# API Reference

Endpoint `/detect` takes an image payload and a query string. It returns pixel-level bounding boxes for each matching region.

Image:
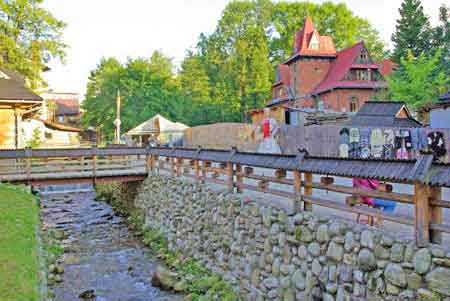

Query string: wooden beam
[226,162,234,192]
[303,172,313,211]
[293,170,302,212]
[430,186,442,244]
[414,183,431,247]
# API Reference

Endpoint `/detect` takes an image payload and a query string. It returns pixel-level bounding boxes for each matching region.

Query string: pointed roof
[0,67,42,102]
[348,101,422,127]
[286,16,336,63]
[126,114,188,136]
[378,59,397,77]
[313,42,387,95]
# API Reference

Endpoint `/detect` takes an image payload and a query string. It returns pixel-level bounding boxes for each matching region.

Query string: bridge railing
[1,146,450,246]
[0,147,149,182]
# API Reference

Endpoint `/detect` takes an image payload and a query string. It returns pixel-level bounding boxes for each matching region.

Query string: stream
[38,184,179,301]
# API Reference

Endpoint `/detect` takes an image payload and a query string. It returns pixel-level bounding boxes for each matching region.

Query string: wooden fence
[1,146,450,247]
[146,147,450,247]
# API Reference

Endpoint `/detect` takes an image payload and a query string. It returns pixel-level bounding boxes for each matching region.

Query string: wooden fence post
[92,147,97,185]
[235,164,242,193]
[293,170,302,212]
[146,153,151,174]
[226,162,234,192]
[430,186,442,244]
[25,148,31,182]
[176,158,183,177]
[170,157,175,177]
[201,160,206,183]
[303,172,313,211]
[414,183,431,246]
[194,160,200,182]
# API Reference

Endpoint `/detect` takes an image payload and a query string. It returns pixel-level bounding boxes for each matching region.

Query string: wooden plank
[237,172,294,185]
[429,223,450,234]
[303,195,414,226]
[430,187,442,244]
[226,162,234,192]
[303,172,313,211]
[194,160,199,181]
[308,182,413,204]
[236,164,242,193]
[293,170,301,212]
[414,183,431,247]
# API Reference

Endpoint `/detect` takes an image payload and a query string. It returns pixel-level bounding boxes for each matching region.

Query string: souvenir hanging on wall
[339,128,350,158]
[383,129,395,159]
[427,131,446,159]
[370,128,384,158]
[349,128,360,158]
[359,128,371,159]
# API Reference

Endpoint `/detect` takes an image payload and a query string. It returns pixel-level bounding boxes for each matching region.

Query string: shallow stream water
[38,185,178,301]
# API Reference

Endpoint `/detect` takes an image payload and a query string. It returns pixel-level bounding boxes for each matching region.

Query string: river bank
[0,184,41,301]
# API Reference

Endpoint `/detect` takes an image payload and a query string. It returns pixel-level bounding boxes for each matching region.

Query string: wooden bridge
[1,146,450,247]
[0,147,149,186]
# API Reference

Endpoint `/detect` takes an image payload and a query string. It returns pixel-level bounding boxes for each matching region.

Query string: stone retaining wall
[133,174,450,301]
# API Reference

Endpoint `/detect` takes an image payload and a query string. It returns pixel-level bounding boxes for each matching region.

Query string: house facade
[41,92,81,126]
[248,17,389,125]
[0,67,43,149]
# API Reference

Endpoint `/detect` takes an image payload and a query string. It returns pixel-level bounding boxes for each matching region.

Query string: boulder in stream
[151,264,177,291]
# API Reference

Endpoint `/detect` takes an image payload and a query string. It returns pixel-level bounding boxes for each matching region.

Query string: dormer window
[359,49,369,62]
[309,33,319,50]
[356,69,370,81]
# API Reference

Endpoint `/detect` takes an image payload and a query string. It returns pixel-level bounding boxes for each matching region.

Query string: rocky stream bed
[38,186,180,301]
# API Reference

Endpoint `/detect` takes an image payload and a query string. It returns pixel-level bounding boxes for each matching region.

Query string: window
[278,88,283,98]
[360,50,369,62]
[69,116,76,123]
[57,116,65,123]
[45,132,52,139]
[309,34,319,50]
[350,96,358,112]
[356,70,370,81]
[317,100,324,111]
[285,110,291,125]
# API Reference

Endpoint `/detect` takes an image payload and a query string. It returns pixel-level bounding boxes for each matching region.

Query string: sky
[42,0,445,98]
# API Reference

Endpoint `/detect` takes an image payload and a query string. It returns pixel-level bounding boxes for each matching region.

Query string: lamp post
[113,89,121,144]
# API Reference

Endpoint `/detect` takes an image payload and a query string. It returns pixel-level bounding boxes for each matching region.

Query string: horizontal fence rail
[1,146,450,247]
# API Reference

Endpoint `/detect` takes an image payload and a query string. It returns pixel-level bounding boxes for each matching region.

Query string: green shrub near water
[0,184,40,301]
[129,213,238,301]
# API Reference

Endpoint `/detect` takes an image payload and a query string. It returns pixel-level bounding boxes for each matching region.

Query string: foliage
[129,214,238,300]
[81,53,186,141]
[391,0,432,64]
[26,127,43,148]
[430,5,450,77]
[387,50,449,109]
[180,0,387,124]
[0,183,40,301]
[0,0,67,88]
[82,1,387,129]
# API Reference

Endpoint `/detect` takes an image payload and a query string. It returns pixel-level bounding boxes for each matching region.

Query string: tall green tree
[431,5,450,76]
[0,0,67,88]
[391,0,432,64]
[81,52,184,141]
[387,50,449,109]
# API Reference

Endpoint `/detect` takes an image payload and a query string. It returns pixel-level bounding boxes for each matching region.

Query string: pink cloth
[396,147,409,160]
[352,178,380,206]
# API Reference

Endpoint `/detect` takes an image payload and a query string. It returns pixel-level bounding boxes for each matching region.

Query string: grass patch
[129,213,238,301]
[0,184,40,301]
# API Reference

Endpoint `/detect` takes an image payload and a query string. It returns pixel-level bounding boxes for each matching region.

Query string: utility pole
[113,89,121,144]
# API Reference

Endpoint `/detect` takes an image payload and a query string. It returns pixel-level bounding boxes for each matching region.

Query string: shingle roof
[313,42,387,95]
[0,67,42,102]
[55,99,80,116]
[348,101,422,127]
